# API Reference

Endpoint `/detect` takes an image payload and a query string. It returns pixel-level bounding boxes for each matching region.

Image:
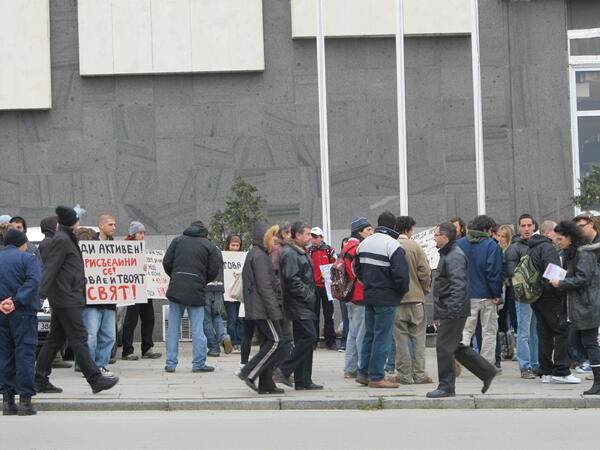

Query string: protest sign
[80,240,146,306]
[222,251,247,301]
[146,249,169,299]
[320,263,334,301]
[411,228,439,270]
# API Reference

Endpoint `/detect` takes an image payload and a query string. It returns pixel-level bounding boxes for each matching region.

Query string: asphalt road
[1,409,594,449]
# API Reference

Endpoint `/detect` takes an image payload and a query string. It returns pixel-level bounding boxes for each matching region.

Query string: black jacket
[39,225,86,309]
[528,234,562,304]
[505,236,529,280]
[557,242,600,331]
[205,248,225,293]
[39,217,57,264]
[163,225,221,307]
[242,223,283,321]
[433,242,470,320]
[280,240,317,321]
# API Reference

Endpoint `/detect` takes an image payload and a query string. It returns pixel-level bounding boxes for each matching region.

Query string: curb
[34,395,600,412]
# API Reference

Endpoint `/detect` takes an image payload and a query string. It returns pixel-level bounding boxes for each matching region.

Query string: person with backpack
[528,221,575,383]
[338,218,372,378]
[550,220,599,391]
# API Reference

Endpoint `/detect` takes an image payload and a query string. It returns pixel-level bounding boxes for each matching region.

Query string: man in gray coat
[426,222,497,398]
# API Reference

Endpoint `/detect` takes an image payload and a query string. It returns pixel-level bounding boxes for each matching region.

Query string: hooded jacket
[397,234,431,303]
[557,242,600,331]
[242,223,283,321]
[0,245,42,315]
[205,247,225,293]
[456,230,503,300]
[528,234,562,303]
[280,239,317,320]
[39,216,58,264]
[163,224,221,307]
[505,235,529,279]
[341,238,363,303]
[433,242,470,320]
[307,242,336,287]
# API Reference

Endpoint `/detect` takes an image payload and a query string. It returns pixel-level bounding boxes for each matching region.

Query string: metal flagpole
[316,0,331,243]
[471,0,486,214]
[396,0,408,216]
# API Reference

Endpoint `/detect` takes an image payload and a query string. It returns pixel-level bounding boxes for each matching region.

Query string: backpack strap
[341,242,359,261]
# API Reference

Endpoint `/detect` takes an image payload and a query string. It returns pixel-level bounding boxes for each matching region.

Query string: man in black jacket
[427,222,497,398]
[163,221,221,373]
[35,206,119,394]
[274,222,322,390]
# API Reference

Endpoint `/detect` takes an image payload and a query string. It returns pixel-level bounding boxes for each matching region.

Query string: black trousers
[0,313,37,396]
[314,286,336,346]
[436,318,497,393]
[241,319,257,365]
[273,318,293,370]
[240,320,282,390]
[122,301,155,357]
[280,319,316,387]
[35,307,102,385]
[570,327,600,367]
[533,301,571,376]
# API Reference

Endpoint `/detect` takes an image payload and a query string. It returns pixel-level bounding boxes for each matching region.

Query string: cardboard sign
[222,251,247,302]
[146,249,169,299]
[320,263,335,302]
[411,228,440,270]
[80,240,147,305]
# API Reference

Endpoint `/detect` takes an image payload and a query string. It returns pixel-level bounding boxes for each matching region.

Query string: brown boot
[414,377,434,384]
[455,361,462,377]
[355,375,369,386]
[368,379,399,388]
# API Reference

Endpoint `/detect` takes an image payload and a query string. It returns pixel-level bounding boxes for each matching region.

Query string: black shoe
[141,351,161,359]
[108,358,117,365]
[259,387,285,394]
[192,366,215,373]
[482,372,497,394]
[2,393,17,416]
[326,344,338,351]
[207,351,220,357]
[91,376,119,394]
[35,380,63,394]
[165,366,176,373]
[426,389,455,398]
[273,368,293,387]
[295,383,323,390]
[237,373,258,392]
[18,396,36,416]
[122,354,139,361]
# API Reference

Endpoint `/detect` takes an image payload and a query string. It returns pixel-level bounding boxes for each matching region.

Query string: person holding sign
[121,222,161,361]
[163,220,221,373]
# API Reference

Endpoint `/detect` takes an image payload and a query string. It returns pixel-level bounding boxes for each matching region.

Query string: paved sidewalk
[35,344,600,411]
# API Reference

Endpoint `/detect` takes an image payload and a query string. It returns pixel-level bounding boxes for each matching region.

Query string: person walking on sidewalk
[550,221,598,391]
[163,220,221,373]
[307,227,337,350]
[237,223,284,394]
[427,222,497,398]
[35,206,119,395]
[0,229,42,416]
[121,221,161,361]
[274,222,322,390]
[224,235,244,354]
[353,211,409,389]
[390,216,432,385]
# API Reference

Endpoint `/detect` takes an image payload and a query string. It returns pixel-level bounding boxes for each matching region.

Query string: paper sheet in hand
[543,263,567,281]
[320,264,334,301]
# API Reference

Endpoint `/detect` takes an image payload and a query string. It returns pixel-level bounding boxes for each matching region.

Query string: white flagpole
[316,0,331,243]
[471,0,486,214]
[396,0,408,216]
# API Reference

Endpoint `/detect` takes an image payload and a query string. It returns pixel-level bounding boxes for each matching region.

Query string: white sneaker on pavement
[541,375,553,383]
[551,374,581,384]
[100,367,115,377]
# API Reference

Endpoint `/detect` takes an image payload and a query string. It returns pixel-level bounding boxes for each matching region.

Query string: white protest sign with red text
[145,249,169,300]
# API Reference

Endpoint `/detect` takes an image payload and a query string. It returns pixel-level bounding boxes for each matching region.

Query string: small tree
[573,165,600,211]
[209,177,265,250]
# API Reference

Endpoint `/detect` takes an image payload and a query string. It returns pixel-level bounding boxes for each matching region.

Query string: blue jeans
[385,336,396,371]
[225,301,244,346]
[516,301,539,370]
[166,301,207,370]
[339,300,349,348]
[344,303,366,373]
[204,292,228,353]
[358,305,397,382]
[82,308,116,368]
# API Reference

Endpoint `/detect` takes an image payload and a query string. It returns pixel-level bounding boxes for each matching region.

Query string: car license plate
[38,321,51,332]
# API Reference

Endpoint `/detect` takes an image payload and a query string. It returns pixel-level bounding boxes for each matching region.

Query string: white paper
[320,263,335,302]
[543,263,567,281]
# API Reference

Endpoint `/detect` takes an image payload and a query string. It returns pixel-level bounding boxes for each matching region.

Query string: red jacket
[342,239,363,303]
[307,243,336,287]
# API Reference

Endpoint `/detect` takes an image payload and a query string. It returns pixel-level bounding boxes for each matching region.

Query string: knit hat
[0,215,11,224]
[4,229,27,248]
[56,205,79,227]
[129,221,145,236]
[351,217,372,234]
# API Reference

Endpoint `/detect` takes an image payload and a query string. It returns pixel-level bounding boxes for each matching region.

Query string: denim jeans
[385,337,396,371]
[166,301,207,370]
[339,300,349,348]
[225,301,244,346]
[204,291,228,353]
[82,307,116,368]
[358,305,397,382]
[515,301,539,370]
[344,303,366,373]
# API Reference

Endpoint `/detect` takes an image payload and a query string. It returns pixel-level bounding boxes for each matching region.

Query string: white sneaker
[541,375,553,383]
[234,364,245,377]
[100,367,114,377]
[551,374,581,384]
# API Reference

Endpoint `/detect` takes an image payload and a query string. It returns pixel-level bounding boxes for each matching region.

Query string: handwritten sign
[222,251,247,302]
[320,263,334,301]
[80,240,146,305]
[411,228,440,270]
[146,249,169,299]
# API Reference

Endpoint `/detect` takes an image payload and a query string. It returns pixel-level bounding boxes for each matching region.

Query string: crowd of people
[1,205,600,415]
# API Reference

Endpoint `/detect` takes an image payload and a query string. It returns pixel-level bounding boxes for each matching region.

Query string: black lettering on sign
[224,262,242,270]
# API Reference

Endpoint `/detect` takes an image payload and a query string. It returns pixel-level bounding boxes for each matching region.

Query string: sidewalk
[35,343,600,411]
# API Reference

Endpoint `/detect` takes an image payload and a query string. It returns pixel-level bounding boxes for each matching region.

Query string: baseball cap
[310,227,324,237]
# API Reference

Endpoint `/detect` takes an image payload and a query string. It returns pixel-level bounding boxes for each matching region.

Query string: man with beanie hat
[35,206,119,394]
[121,221,161,360]
[0,229,42,415]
